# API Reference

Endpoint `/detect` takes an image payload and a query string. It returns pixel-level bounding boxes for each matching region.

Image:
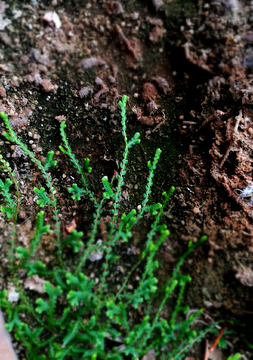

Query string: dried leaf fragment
[65,219,77,233]
[235,263,253,287]
[24,275,46,293]
[42,11,61,29]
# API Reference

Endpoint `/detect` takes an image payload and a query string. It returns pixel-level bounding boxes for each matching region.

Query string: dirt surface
[1,0,253,358]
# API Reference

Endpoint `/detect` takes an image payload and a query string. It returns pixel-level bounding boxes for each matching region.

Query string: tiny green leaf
[34,187,52,207]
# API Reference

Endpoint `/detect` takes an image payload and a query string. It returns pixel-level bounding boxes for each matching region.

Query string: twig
[208,326,226,354]
[115,24,139,61]
[204,339,209,360]
[196,110,225,132]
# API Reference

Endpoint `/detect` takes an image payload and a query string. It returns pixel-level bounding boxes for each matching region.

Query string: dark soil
[1,0,253,359]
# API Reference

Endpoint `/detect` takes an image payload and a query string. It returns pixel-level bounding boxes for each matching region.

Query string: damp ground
[0,0,253,359]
